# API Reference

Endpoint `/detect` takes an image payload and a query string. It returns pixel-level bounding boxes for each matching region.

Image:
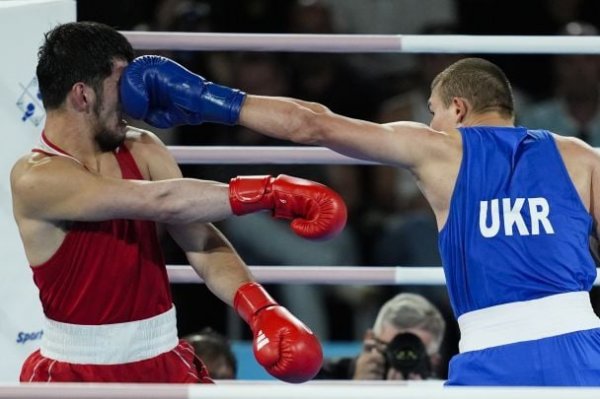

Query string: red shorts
[20,340,213,383]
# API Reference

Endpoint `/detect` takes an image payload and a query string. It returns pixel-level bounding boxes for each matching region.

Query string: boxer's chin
[94,124,126,152]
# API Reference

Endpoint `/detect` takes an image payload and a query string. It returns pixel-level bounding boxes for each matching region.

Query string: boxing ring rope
[122,31,600,54]
[168,265,446,285]
[4,381,600,399]
[169,146,377,165]
[167,265,600,286]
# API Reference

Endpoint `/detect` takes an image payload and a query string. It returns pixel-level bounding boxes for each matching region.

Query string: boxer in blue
[120,56,600,385]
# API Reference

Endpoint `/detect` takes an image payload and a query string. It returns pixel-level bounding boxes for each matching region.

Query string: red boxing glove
[234,282,323,383]
[229,174,347,240]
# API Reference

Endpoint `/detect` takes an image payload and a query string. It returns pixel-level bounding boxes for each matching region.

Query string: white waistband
[458,291,600,353]
[41,306,179,365]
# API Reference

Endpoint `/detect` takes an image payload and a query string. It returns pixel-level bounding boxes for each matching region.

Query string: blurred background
[78,0,600,379]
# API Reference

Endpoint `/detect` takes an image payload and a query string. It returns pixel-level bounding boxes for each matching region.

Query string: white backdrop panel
[0,0,75,381]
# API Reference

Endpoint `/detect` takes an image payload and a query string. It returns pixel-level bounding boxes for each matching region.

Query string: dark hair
[37,21,134,109]
[431,58,514,118]
[184,328,237,378]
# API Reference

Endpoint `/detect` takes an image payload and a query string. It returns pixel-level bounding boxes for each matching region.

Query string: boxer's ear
[451,96,469,125]
[69,82,94,113]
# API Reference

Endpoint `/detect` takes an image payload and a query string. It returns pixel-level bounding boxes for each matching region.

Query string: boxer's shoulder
[124,126,169,155]
[123,126,178,180]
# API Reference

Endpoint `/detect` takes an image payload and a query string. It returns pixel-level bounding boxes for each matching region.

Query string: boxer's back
[439,126,597,317]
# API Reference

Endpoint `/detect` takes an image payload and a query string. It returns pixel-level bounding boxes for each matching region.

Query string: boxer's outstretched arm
[10,158,233,225]
[119,55,452,173]
[239,95,448,171]
[12,129,346,237]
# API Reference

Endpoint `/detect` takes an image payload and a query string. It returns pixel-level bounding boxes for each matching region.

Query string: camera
[383,332,431,379]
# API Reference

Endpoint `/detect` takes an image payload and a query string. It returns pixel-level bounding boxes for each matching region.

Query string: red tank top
[31,135,172,324]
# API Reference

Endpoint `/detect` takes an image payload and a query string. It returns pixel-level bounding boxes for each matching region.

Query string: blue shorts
[446,328,600,386]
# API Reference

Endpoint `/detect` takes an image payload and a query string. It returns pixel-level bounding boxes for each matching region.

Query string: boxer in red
[11,21,346,384]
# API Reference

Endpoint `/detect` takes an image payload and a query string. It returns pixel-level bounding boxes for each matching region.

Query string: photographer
[317,293,446,380]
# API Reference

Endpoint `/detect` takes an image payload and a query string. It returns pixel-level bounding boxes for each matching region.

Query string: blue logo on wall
[16,77,45,126]
[16,330,43,344]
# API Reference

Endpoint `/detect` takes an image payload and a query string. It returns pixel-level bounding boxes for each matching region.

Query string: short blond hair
[431,57,515,118]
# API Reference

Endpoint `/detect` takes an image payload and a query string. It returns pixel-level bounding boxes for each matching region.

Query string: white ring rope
[5,381,600,399]
[168,146,377,165]
[167,265,600,286]
[167,265,444,285]
[122,31,600,54]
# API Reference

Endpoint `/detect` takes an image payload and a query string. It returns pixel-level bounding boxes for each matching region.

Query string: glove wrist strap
[229,175,274,215]
[234,282,278,324]
[202,83,246,125]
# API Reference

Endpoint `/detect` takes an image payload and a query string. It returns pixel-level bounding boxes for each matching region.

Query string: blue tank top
[439,126,596,317]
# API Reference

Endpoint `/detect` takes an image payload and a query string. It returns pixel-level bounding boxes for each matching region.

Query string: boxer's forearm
[196,250,253,307]
[168,222,253,307]
[239,95,331,145]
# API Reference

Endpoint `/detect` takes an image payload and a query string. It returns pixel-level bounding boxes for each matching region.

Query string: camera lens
[384,332,431,379]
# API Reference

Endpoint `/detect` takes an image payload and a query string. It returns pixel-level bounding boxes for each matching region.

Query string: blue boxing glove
[120,55,246,128]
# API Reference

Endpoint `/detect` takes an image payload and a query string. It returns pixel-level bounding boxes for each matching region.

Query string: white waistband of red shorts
[458,291,600,353]
[41,306,178,365]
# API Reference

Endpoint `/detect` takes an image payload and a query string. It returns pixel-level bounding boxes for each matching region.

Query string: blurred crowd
[79,0,600,379]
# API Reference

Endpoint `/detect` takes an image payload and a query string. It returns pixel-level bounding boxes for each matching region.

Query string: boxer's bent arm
[136,128,254,305]
[10,158,232,224]
[238,95,451,172]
